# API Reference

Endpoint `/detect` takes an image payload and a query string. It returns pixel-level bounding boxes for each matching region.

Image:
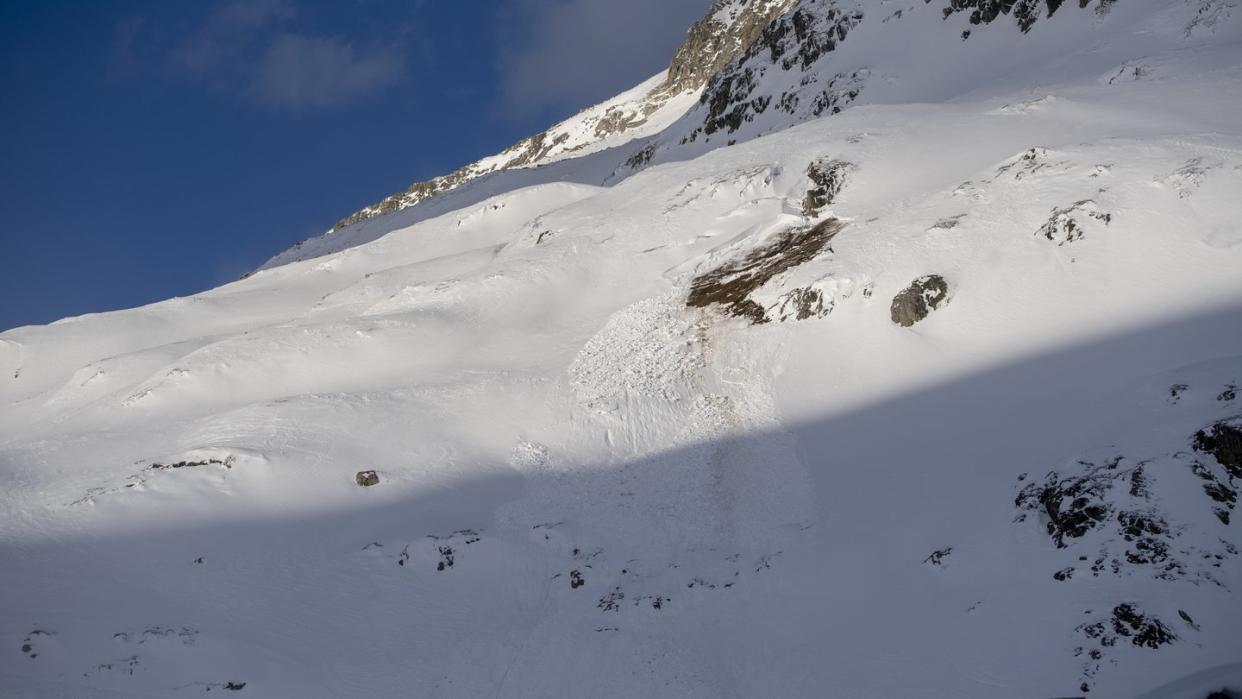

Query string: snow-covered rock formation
[4,1,1242,697]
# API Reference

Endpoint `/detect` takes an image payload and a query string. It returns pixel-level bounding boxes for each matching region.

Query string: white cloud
[163,0,403,110]
[254,34,403,109]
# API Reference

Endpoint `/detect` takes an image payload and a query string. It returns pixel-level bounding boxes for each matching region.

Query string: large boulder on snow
[890,275,950,327]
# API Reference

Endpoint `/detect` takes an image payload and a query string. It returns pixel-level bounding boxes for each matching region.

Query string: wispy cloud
[116,0,405,110]
[253,34,402,109]
[496,0,711,121]
[169,0,296,81]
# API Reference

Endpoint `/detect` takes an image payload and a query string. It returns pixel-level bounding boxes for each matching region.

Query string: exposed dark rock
[1129,465,1151,498]
[1169,383,1189,404]
[624,143,656,171]
[687,218,846,323]
[1117,511,1177,570]
[688,7,865,142]
[768,286,830,322]
[1016,465,1115,547]
[1203,480,1237,508]
[802,158,853,217]
[435,545,455,571]
[890,275,950,327]
[1036,200,1112,245]
[1190,450,1238,524]
[355,470,380,487]
[1220,383,1238,402]
[666,0,798,95]
[942,0,1105,33]
[923,547,952,566]
[929,214,967,230]
[570,569,585,589]
[1015,454,1206,582]
[598,588,625,612]
[1078,603,1176,650]
[21,629,53,658]
[995,146,1067,180]
[152,458,232,471]
[1193,418,1242,477]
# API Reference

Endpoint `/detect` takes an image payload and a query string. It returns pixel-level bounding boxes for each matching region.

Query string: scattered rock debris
[1036,199,1112,245]
[152,457,233,471]
[598,588,625,612]
[1076,603,1176,692]
[1169,383,1189,404]
[929,214,967,230]
[20,630,52,659]
[354,470,380,487]
[1079,603,1177,650]
[196,681,247,692]
[87,655,140,677]
[1016,458,1122,547]
[436,546,455,572]
[113,626,198,646]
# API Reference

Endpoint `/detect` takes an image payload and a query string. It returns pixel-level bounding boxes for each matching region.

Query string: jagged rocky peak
[328,0,794,234]
[669,0,1119,149]
[664,0,799,94]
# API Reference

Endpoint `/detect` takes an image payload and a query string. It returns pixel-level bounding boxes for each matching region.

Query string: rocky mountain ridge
[268,0,1234,272]
[327,0,795,233]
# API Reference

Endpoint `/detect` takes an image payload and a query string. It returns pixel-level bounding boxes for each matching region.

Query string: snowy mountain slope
[4,2,1242,698]
[306,0,796,240]
[265,0,1240,272]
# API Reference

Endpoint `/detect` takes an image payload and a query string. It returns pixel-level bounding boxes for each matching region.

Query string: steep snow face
[5,3,1242,698]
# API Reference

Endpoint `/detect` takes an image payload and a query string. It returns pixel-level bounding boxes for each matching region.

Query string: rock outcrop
[801,158,853,217]
[890,275,949,327]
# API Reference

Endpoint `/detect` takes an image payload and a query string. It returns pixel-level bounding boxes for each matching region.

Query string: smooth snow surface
[4,2,1242,697]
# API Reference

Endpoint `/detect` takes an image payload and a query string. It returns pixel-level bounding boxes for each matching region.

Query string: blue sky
[0,0,708,331]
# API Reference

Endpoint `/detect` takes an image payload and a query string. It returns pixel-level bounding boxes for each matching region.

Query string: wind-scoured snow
[3,1,1242,697]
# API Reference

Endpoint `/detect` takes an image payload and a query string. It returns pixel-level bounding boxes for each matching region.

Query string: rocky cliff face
[664,0,797,94]
[656,0,1118,153]
[329,0,796,233]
